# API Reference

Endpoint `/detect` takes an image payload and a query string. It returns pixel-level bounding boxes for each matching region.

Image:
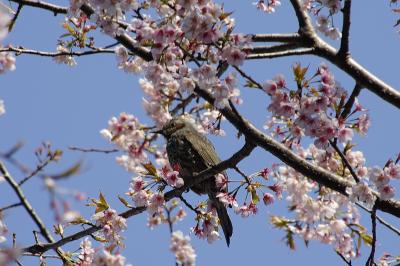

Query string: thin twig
[329,140,360,183]
[340,83,362,119]
[366,204,377,266]
[0,202,22,212]
[0,161,68,262]
[0,46,116,57]
[68,146,119,154]
[336,251,352,266]
[179,196,202,215]
[18,156,53,186]
[8,4,23,32]
[232,66,263,90]
[356,202,400,236]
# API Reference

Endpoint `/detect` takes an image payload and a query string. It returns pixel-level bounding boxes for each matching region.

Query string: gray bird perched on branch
[154,117,233,246]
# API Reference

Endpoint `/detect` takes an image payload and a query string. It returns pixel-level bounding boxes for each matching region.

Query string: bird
[154,116,233,246]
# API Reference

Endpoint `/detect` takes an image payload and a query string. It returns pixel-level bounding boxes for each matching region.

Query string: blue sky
[1,1,400,265]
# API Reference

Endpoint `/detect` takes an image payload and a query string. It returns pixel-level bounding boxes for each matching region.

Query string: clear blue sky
[1,1,400,265]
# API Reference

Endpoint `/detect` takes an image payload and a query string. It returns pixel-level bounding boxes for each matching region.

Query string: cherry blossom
[0,10,10,42]
[92,208,127,248]
[91,250,129,266]
[170,231,196,266]
[77,238,95,266]
[53,45,77,66]
[0,219,7,243]
[0,51,16,74]
[0,99,5,116]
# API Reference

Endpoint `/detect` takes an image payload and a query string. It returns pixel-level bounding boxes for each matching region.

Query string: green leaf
[251,190,259,204]
[360,232,373,246]
[142,162,158,176]
[118,195,132,208]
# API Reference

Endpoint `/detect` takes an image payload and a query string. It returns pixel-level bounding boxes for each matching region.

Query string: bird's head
[152,117,192,138]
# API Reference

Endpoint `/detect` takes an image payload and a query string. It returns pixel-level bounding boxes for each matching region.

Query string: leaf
[293,63,308,84]
[69,216,89,225]
[270,215,289,228]
[219,11,233,20]
[92,192,109,213]
[51,161,82,180]
[142,162,157,176]
[52,149,63,161]
[54,224,64,237]
[360,233,373,246]
[250,190,259,204]
[244,80,259,88]
[118,195,132,208]
[286,230,296,250]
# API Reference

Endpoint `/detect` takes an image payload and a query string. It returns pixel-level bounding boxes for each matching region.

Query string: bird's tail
[210,194,233,246]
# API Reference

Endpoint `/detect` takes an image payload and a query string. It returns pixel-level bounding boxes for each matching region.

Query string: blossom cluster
[0,9,16,75]
[0,218,7,243]
[0,99,5,116]
[270,145,363,258]
[264,63,369,149]
[253,0,281,13]
[192,202,222,243]
[170,231,196,266]
[304,0,342,39]
[76,238,130,266]
[92,208,127,248]
[101,112,149,174]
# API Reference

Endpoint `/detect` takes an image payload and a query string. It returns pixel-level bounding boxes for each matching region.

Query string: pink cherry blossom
[170,231,196,266]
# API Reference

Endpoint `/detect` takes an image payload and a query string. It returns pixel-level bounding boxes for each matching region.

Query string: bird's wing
[183,131,221,167]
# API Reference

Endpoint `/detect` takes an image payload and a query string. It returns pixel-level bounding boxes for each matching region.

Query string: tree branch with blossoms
[2,0,400,265]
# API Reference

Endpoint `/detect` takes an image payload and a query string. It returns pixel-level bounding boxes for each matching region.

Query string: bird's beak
[150,129,163,135]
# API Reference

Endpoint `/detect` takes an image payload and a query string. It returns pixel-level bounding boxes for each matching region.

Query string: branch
[338,0,352,58]
[356,203,400,236]
[12,0,400,108]
[9,0,67,15]
[251,33,301,43]
[245,48,315,60]
[288,0,316,41]
[366,204,377,266]
[0,161,68,262]
[246,43,304,55]
[0,46,116,57]
[0,202,22,212]
[67,6,400,221]
[68,146,119,154]
[329,140,360,183]
[8,4,23,32]
[192,86,400,219]
[23,141,256,254]
[288,0,400,109]
[340,83,362,119]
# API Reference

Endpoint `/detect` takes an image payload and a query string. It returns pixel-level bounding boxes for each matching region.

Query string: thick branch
[338,0,352,57]
[192,86,400,219]
[288,0,400,108]
[288,0,316,41]
[23,141,256,254]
